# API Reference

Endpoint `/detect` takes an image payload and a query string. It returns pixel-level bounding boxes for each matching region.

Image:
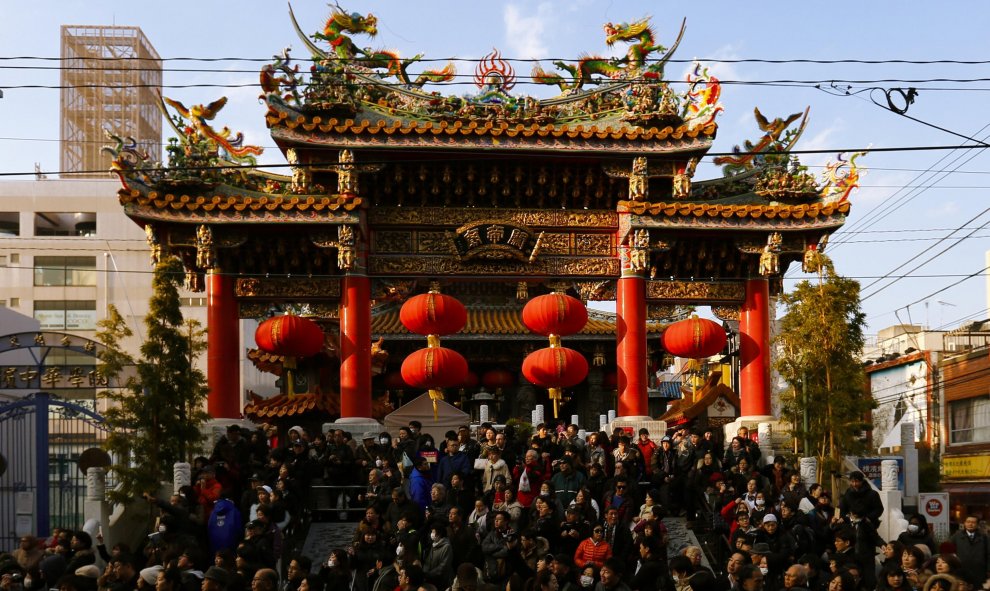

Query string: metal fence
[0,393,112,550]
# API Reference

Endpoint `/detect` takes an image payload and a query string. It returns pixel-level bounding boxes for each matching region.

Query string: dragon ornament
[714,107,809,176]
[820,151,867,205]
[102,130,153,191]
[259,48,302,104]
[308,4,456,88]
[161,95,264,166]
[681,62,723,129]
[532,17,685,93]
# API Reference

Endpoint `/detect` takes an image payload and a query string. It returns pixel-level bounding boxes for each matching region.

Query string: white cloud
[503,3,552,60]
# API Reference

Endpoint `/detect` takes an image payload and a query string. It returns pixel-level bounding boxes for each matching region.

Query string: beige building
[0,179,270,408]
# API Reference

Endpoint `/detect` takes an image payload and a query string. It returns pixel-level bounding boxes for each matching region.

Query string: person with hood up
[207,493,243,554]
[422,524,453,589]
[408,457,433,511]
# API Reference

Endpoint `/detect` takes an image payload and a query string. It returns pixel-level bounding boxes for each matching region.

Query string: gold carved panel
[539,233,571,255]
[417,232,452,254]
[368,256,619,277]
[645,280,745,303]
[369,207,618,229]
[236,277,342,298]
[576,233,613,256]
[374,231,413,253]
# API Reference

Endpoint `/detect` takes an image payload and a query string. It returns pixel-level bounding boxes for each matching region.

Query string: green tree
[97,257,209,503]
[775,257,874,479]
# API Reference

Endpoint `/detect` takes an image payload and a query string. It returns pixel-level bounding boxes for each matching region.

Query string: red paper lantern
[522,293,588,337]
[522,347,589,389]
[255,315,324,358]
[401,347,469,390]
[482,368,515,390]
[461,370,480,389]
[661,315,727,359]
[400,292,467,336]
[383,370,407,390]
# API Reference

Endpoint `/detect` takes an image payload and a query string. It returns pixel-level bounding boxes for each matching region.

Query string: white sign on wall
[918,492,950,543]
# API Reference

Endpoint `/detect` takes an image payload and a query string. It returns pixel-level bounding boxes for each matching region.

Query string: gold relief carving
[373,280,416,303]
[374,231,413,253]
[672,157,699,199]
[417,232,453,254]
[195,224,215,269]
[711,305,741,322]
[575,234,612,256]
[647,305,677,320]
[145,224,163,266]
[239,302,340,319]
[539,233,571,255]
[629,157,649,200]
[235,277,341,298]
[368,256,619,277]
[575,280,616,301]
[758,232,782,276]
[368,207,618,229]
[338,225,357,271]
[646,281,745,302]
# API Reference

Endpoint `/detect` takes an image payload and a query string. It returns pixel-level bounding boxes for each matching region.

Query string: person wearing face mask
[897,514,936,555]
[423,524,454,589]
[752,515,796,587]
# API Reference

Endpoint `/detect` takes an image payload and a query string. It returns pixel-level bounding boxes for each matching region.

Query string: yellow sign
[943,454,990,479]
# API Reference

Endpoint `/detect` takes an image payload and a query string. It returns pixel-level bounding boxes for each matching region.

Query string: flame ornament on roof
[475,48,516,92]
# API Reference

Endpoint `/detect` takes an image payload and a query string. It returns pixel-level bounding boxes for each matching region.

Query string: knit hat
[762,514,778,524]
[75,565,100,579]
[140,566,163,586]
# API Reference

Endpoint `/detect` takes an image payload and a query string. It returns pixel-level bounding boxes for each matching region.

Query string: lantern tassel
[284,355,298,398]
[549,387,561,418]
[428,388,443,419]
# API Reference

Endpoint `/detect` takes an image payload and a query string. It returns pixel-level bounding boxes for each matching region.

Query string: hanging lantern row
[399,286,468,418]
[254,314,325,398]
[482,368,514,395]
[521,293,589,418]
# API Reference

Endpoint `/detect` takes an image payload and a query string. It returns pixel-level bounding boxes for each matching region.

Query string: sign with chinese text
[942,454,990,480]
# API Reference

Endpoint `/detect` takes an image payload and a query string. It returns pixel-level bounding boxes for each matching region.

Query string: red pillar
[339,274,372,418]
[616,275,648,417]
[739,278,772,417]
[206,271,241,419]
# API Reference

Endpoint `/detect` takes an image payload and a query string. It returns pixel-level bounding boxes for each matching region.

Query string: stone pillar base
[879,490,908,542]
[723,417,787,468]
[202,419,257,452]
[608,416,667,440]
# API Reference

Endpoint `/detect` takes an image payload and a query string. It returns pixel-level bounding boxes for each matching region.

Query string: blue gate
[0,393,113,549]
[0,330,129,548]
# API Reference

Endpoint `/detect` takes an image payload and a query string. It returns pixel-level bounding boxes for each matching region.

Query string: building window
[10,253,18,264]
[34,256,97,286]
[34,213,97,237]
[0,255,6,266]
[9,298,18,307]
[0,212,18,236]
[179,297,206,307]
[33,300,97,330]
[949,397,990,444]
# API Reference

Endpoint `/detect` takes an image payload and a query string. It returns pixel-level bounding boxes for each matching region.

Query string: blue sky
[2,1,989,337]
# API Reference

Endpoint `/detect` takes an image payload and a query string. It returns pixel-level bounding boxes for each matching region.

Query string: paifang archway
[108,7,858,422]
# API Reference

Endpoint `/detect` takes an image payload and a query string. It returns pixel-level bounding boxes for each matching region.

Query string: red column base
[617,275,648,417]
[207,272,241,419]
[739,278,772,418]
[340,275,372,418]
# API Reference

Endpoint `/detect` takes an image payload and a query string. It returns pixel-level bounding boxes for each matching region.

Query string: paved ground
[301,522,358,570]
[300,517,708,573]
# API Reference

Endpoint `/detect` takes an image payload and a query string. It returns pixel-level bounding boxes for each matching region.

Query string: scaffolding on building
[60,25,162,178]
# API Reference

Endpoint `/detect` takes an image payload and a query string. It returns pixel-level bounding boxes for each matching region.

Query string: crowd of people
[2,420,989,591]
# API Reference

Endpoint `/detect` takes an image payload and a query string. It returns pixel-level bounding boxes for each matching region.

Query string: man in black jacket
[950,515,990,589]
[837,472,883,526]
[629,538,665,591]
